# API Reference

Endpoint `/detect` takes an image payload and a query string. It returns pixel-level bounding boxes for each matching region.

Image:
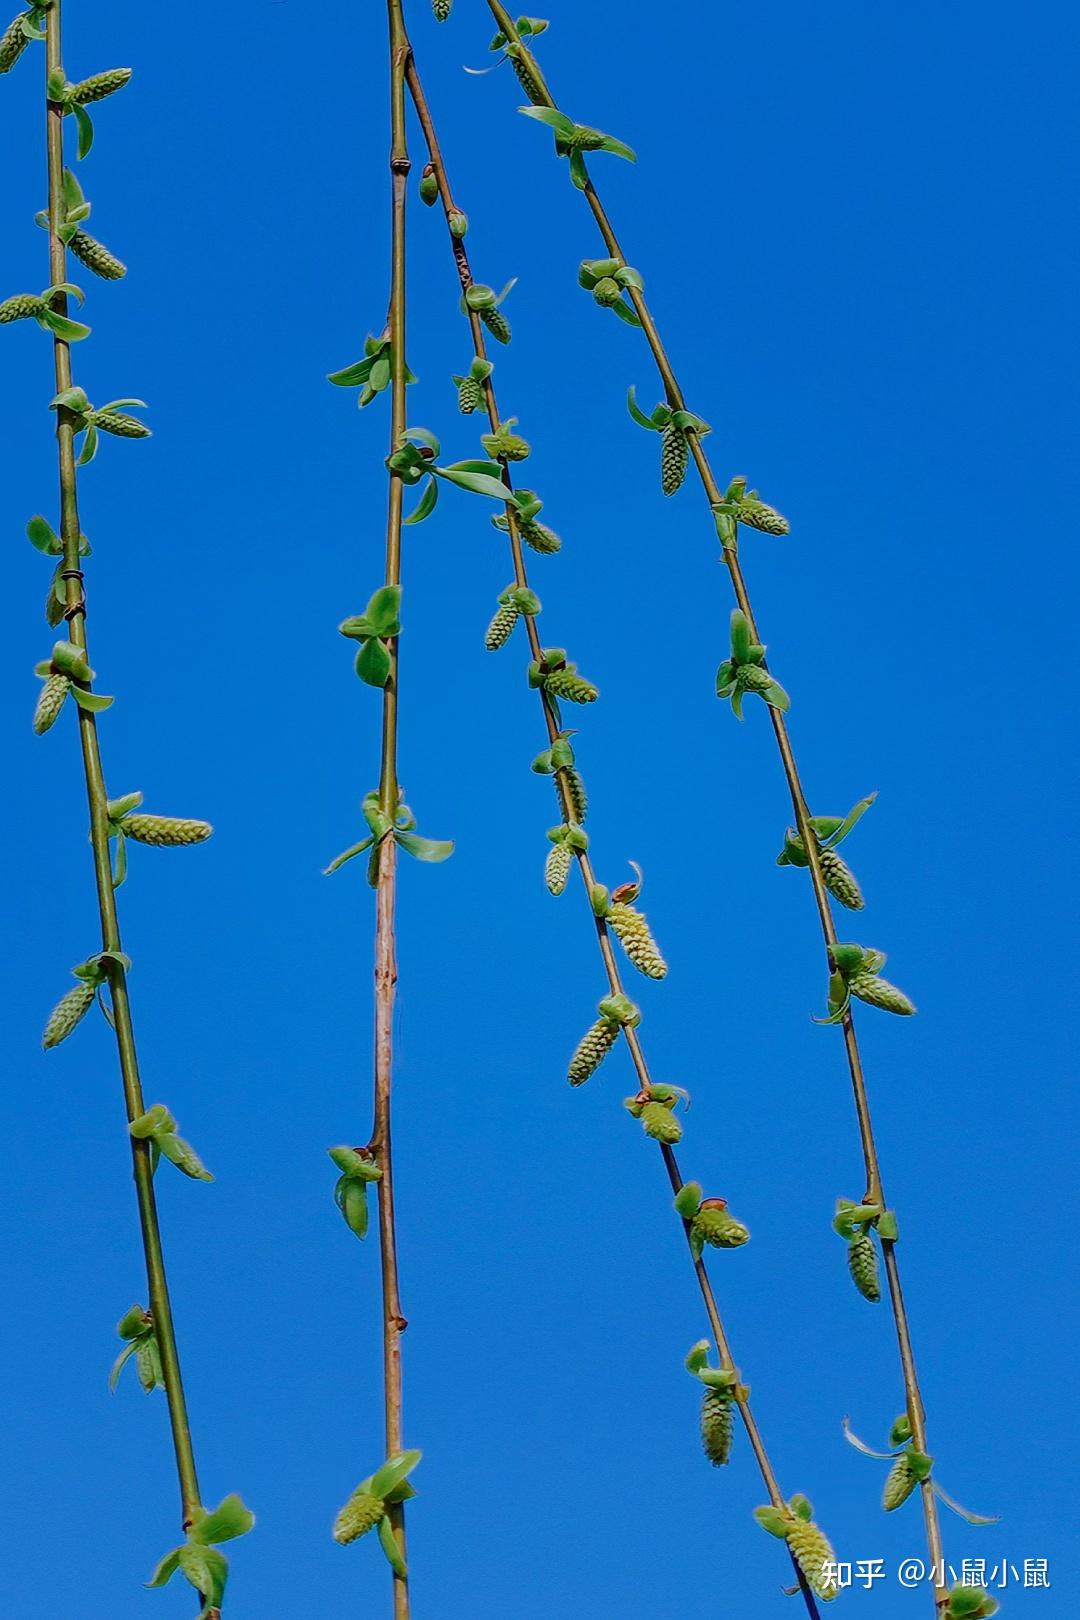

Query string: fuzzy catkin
[42,980,95,1048]
[485,601,519,650]
[333,1489,386,1546]
[479,305,511,344]
[849,972,915,1016]
[847,1232,881,1301]
[69,229,126,280]
[69,67,131,103]
[786,1517,839,1600]
[882,1453,918,1511]
[457,377,482,414]
[640,1099,681,1143]
[122,815,212,846]
[0,13,30,73]
[33,673,70,734]
[736,499,789,535]
[820,848,864,910]
[86,409,149,438]
[0,292,43,322]
[661,424,689,494]
[608,903,667,979]
[545,668,598,704]
[692,1206,750,1249]
[567,1018,619,1085]
[545,842,571,896]
[701,1388,734,1466]
[735,662,774,694]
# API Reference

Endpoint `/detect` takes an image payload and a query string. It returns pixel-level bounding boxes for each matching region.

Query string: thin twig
[482,2,948,1607]
[403,39,822,1619]
[43,0,202,1533]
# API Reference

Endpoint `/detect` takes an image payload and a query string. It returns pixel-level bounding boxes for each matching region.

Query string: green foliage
[147,1494,255,1616]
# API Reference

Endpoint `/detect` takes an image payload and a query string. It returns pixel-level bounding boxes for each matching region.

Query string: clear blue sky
[1,2,1075,1615]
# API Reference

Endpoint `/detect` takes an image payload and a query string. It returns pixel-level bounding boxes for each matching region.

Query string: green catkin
[692,1206,750,1249]
[333,1489,386,1546]
[608,902,667,979]
[68,67,131,104]
[86,409,150,438]
[479,304,511,344]
[882,1453,918,1512]
[735,662,774,695]
[432,0,452,17]
[485,600,519,650]
[563,766,587,824]
[545,668,598,704]
[736,499,789,535]
[567,1017,619,1085]
[69,228,126,280]
[121,815,212,846]
[640,1099,681,1143]
[0,13,29,73]
[520,517,560,553]
[593,277,621,307]
[847,1232,881,1301]
[42,980,95,1048]
[545,841,572,896]
[786,1516,839,1601]
[848,971,915,1016]
[569,126,606,151]
[508,45,545,105]
[820,847,864,910]
[33,672,70,734]
[0,292,44,322]
[661,423,689,494]
[457,376,482,414]
[700,1388,734,1466]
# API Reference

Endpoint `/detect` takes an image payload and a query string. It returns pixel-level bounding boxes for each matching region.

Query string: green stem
[483,2,947,1606]
[43,0,202,1529]
[404,44,822,1620]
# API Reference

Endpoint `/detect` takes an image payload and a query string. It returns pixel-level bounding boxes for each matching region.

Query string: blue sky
[1,1,1075,1615]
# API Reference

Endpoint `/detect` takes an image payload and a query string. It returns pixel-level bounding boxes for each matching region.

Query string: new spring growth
[819,943,916,1022]
[777,794,877,913]
[673,1182,751,1257]
[591,863,667,979]
[334,1454,422,1578]
[26,513,91,628]
[432,0,452,19]
[833,1197,896,1303]
[147,1493,255,1617]
[567,992,639,1085]
[328,332,417,409]
[453,354,494,414]
[627,386,710,495]
[110,1305,164,1394]
[339,584,402,688]
[49,385,150,466]
[130,1103,213,1182]
[493,488,561,553]
[45,63,131,160]
[105,791,212,888]
[42,949,128,1048]
[33,637,113,732]
[716,608,790,716]
[34,166,126,279]
[480,15,550,106]
[486,584,540,651]
[461,278,516,344]
[843,1415,998,1526]
[419,164,439,205]
[326,787,454,888]
[544,820,587,895]
[624,1082,688,1145]
[685,1340,747,1467]
[710,474,790,551]
[519,105,636,193]
[754,1495,839,1602]
[944,1586,1000,1619]
[578,258,644,327]
[533,731,588,823]
[528,646,599,709]
[481,416,530,461]
[385,425,520,525]
[329,1146,383,1242]
[1,281,90,342]
[0,4,50,74]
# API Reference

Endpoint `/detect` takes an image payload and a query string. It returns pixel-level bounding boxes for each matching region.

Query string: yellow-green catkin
[608,902,667,979]
[640,1099,681,1143]
[480,305,511,345]
[508,43,546,105]
[661,423,689,494]
[692,1205,750,1249]
[701,1388,734,1466]
[847,1232,881,1301]
[69,229,126,280]
[69,67,131,103]
[485,600,519,650]
[333,1489,386,1546]
[736,662,774,695]
[736,499,789,535]
[787,1516,839,1601]
[545,841,572,896]
[42,981,95,1048]
[122,815,212,846]
[457,376,482,413]
[495,509,561,553]
[0,13,30,74]
[545,668,598,704]
[882,1453,918,1512]
[86,409,150,438]
[849,971,915,1016]
[568,1017,619,1085]
[0,291,43,322]
[562,766,587,823]
[33,673,70,734]
[820,847,864,910]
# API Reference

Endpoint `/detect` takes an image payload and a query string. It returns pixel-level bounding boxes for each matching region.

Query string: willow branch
[42,0,202,1532]
[404,40,822,1619]
[482,1,947,1606]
